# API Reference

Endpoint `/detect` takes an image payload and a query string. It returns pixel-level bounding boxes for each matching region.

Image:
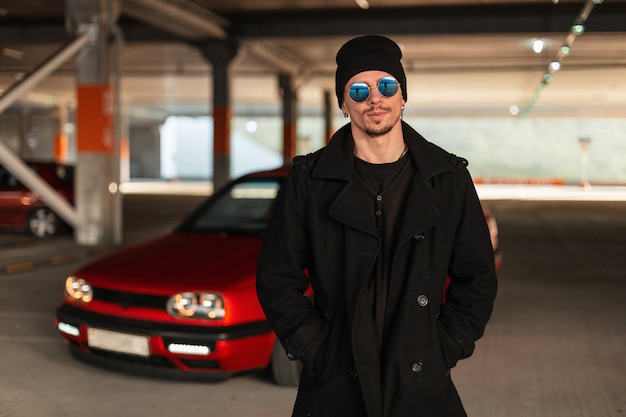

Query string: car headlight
[166,292,225,320]
[65,276,93,303]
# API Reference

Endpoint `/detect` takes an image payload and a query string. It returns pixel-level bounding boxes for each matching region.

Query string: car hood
[73,232,263,295]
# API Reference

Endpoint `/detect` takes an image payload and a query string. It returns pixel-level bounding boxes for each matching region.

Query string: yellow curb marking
[4,261,35,273]
[50,254,76,265]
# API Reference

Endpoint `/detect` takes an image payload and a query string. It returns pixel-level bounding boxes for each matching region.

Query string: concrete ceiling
[1,0,625,118]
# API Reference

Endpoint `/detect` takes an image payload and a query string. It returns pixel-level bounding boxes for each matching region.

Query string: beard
[363,109,400,137]
[364,122,394,137]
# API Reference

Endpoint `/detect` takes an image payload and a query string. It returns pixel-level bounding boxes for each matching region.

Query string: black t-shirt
[354,152,413,347]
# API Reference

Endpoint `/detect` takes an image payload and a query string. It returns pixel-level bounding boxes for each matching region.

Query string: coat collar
[311,121,455,182]
[313,121,454,238]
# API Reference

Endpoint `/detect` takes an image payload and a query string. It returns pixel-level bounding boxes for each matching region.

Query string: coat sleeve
[256,163,330,378]
[438,165,498,369]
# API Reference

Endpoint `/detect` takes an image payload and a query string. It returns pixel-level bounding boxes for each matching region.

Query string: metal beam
[3,3,625,45]
[0,26,95,114]
[241,40,309,77]
[121,0,229,40]
[225,3,626,38]
[0,28,95,228]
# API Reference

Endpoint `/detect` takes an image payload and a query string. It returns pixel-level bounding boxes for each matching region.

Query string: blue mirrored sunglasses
[347,77,400,103]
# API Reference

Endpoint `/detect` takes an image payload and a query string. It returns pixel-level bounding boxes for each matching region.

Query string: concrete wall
[0,106,59,161]
[2,105,625,185]
[129,123,162,179]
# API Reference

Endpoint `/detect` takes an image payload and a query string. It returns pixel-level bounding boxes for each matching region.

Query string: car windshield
[180,177,281,235]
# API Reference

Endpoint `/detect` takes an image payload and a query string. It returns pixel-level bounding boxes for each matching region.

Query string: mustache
[364,105,391,113]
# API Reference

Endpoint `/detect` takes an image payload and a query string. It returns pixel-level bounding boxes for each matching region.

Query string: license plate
[87,327,150,357]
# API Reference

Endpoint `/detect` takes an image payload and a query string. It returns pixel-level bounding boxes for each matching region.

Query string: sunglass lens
[378,77,399,98]
[349,83,370,102]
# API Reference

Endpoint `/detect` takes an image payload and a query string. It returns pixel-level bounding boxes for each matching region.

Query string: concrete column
[324,90,333,144]
[54,102,70,162]
[279,74,297,163]
[200,40,238,191]
[67,0,120,245]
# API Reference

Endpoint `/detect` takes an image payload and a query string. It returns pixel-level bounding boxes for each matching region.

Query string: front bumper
[55,303,275,381]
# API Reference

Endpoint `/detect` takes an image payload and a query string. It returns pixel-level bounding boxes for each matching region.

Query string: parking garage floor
[0,186,625,417]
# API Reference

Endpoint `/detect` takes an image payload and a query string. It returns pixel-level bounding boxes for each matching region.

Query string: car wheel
[28,207,60,238]
[271,339,302,387]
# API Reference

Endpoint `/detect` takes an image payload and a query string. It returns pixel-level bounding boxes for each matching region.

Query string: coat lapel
[397,175,443,244]
[395,121,456,243]
[312,123,379,236]
[328,180,378,236]
[310,121,454,239]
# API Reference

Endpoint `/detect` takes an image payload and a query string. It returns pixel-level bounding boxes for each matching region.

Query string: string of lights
[520,0,604,117]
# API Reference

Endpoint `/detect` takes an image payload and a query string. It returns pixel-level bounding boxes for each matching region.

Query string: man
[256,35,497,417]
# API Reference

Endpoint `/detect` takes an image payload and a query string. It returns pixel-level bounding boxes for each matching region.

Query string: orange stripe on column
[76,85,113,153]
[283,122,296,161]
[54,133,68,161]
[213,106,231,155]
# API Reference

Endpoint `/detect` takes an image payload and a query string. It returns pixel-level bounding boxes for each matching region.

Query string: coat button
[414,233,425,241]
[347,367,358,378]
[416,294,429,307]
[410,361,423,373]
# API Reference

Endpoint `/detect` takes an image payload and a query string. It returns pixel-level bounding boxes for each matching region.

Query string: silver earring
[344,112,349,118]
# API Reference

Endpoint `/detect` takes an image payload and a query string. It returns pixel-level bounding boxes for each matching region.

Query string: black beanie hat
[335,35,407,108]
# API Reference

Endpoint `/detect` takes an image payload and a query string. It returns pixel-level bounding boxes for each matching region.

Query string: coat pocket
[436,319,464,369]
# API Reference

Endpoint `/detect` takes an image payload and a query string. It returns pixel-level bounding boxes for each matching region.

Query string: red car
[55,166,500,385]
[56,166,302,385]
[0,160,74,238]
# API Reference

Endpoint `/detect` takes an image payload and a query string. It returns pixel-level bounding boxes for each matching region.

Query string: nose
[367,87,384,103]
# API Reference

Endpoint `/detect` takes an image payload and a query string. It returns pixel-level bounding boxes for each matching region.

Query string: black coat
[257,122,497,417]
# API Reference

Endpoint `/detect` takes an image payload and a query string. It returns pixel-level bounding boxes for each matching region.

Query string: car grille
[94,287,169,310]
[89,347,176,368]
[178,359,221,369]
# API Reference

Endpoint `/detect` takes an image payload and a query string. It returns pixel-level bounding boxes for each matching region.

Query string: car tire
[270,339,302,387]
[28,207,60,238]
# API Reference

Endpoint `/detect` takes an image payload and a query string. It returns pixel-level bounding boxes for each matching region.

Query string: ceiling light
[246,120,257,133]
[522,0,601,117]
[354,0,370,9]
[571,20,585,35]
[532,39,544,54]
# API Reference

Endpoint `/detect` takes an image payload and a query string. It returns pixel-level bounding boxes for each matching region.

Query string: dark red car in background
[0,160,74,238]
[55,166,501,385]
